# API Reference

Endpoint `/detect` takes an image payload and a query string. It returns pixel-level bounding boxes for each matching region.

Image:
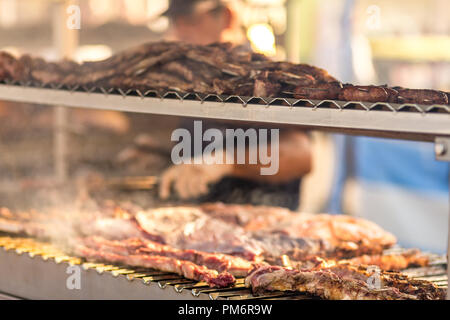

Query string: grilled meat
[134,206,265,261]
[394,87,449,105]
[78,236,256,277]
[284,249,430,272]
[200,203,396,258]
[340,249,430,271]
[75,243,235,288]
[274,213,396,258]
[0,217,24,234]
[0,52,25,81]
[0,203,397,261]
[0,204,444,299]
[253,72,282,97]
[245,265,445,300]
[1,41,447,105]
[339,85,394,103]
[134,205,395,261]
[200,202,292,227]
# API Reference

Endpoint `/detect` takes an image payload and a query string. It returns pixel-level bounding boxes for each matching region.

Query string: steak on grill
[245,264,445,300]
[75,243,235,288]
[199,203,396,259]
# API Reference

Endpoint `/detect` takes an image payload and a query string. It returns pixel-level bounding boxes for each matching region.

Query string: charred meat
[245,265,445,300]
[1,41,447,105]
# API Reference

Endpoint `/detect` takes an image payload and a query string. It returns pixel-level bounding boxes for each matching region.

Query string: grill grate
[1,80,449,114]
[0,236,447,299]
[1,82,448,143]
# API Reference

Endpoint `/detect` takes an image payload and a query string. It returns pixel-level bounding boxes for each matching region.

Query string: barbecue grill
[0,80,449,300]
[0,236,446,300]
[0,82,448,142]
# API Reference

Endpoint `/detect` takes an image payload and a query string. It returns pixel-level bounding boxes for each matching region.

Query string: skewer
[103,176,159,190]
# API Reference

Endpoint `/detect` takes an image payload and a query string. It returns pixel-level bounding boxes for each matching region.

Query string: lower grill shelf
[0,236,447,300]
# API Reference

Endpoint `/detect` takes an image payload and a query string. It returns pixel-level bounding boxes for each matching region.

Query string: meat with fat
[75,244,235,287]
[78,236,256,277]
[2,41,447,105]
[245,265,445,300]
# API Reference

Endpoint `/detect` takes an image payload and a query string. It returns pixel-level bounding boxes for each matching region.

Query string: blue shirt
[328,135,449,253]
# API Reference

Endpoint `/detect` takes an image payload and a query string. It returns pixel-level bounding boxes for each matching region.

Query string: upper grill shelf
[0,81,449,141]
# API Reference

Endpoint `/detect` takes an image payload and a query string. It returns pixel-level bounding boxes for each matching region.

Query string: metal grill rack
[0,82,449,141]
[0,236,446,300]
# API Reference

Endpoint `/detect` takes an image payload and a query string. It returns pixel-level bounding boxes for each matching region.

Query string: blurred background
[1,0,449,87]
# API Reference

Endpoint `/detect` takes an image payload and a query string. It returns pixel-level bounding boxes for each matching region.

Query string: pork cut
[245,264,445,300]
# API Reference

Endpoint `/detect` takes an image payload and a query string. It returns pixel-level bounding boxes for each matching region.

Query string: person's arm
[231,130,312,183]
[159,130,312,200]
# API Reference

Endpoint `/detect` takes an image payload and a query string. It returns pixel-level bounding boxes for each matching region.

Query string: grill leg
[443,171,450,300]
[51,0,79,182]
[435,137,450,300]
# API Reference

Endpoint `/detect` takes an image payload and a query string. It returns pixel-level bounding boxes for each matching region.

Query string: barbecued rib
[0,217,24,234]
[253,72,282,97]
[293,82,343,100]
[74,242,236,288]
[79,236,256,277]
[394,88,449,105]
[185,47,249,77]
[338,85,393,103]
[284,249,430,272]
[245,265,445,300]
[0,52,25,81]
[200,202,292,228]
[340,249,430,271]
[328,264,445,300]
[272,213,397,258]
[200,203,397,258]
[0,203,398,263]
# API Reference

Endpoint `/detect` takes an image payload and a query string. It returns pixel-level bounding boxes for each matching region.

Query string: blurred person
[163,0,244,45]
[151,0,312,210]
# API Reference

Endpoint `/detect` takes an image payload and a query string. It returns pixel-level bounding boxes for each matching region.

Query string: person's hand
[159,163,234,200]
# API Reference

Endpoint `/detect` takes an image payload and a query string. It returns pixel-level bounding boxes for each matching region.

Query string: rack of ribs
[76,236,256,278]
[245,264,445,300]
[0,204,401,263]
[74,242,235,288]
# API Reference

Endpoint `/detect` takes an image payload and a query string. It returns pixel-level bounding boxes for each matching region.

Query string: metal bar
[0,86,448,141]
[434,137,450,300]
[286,0,302,63]
[0,292,21,300]
[53,106,68,181]
[435,137,450,161]
[51,0,79,182]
